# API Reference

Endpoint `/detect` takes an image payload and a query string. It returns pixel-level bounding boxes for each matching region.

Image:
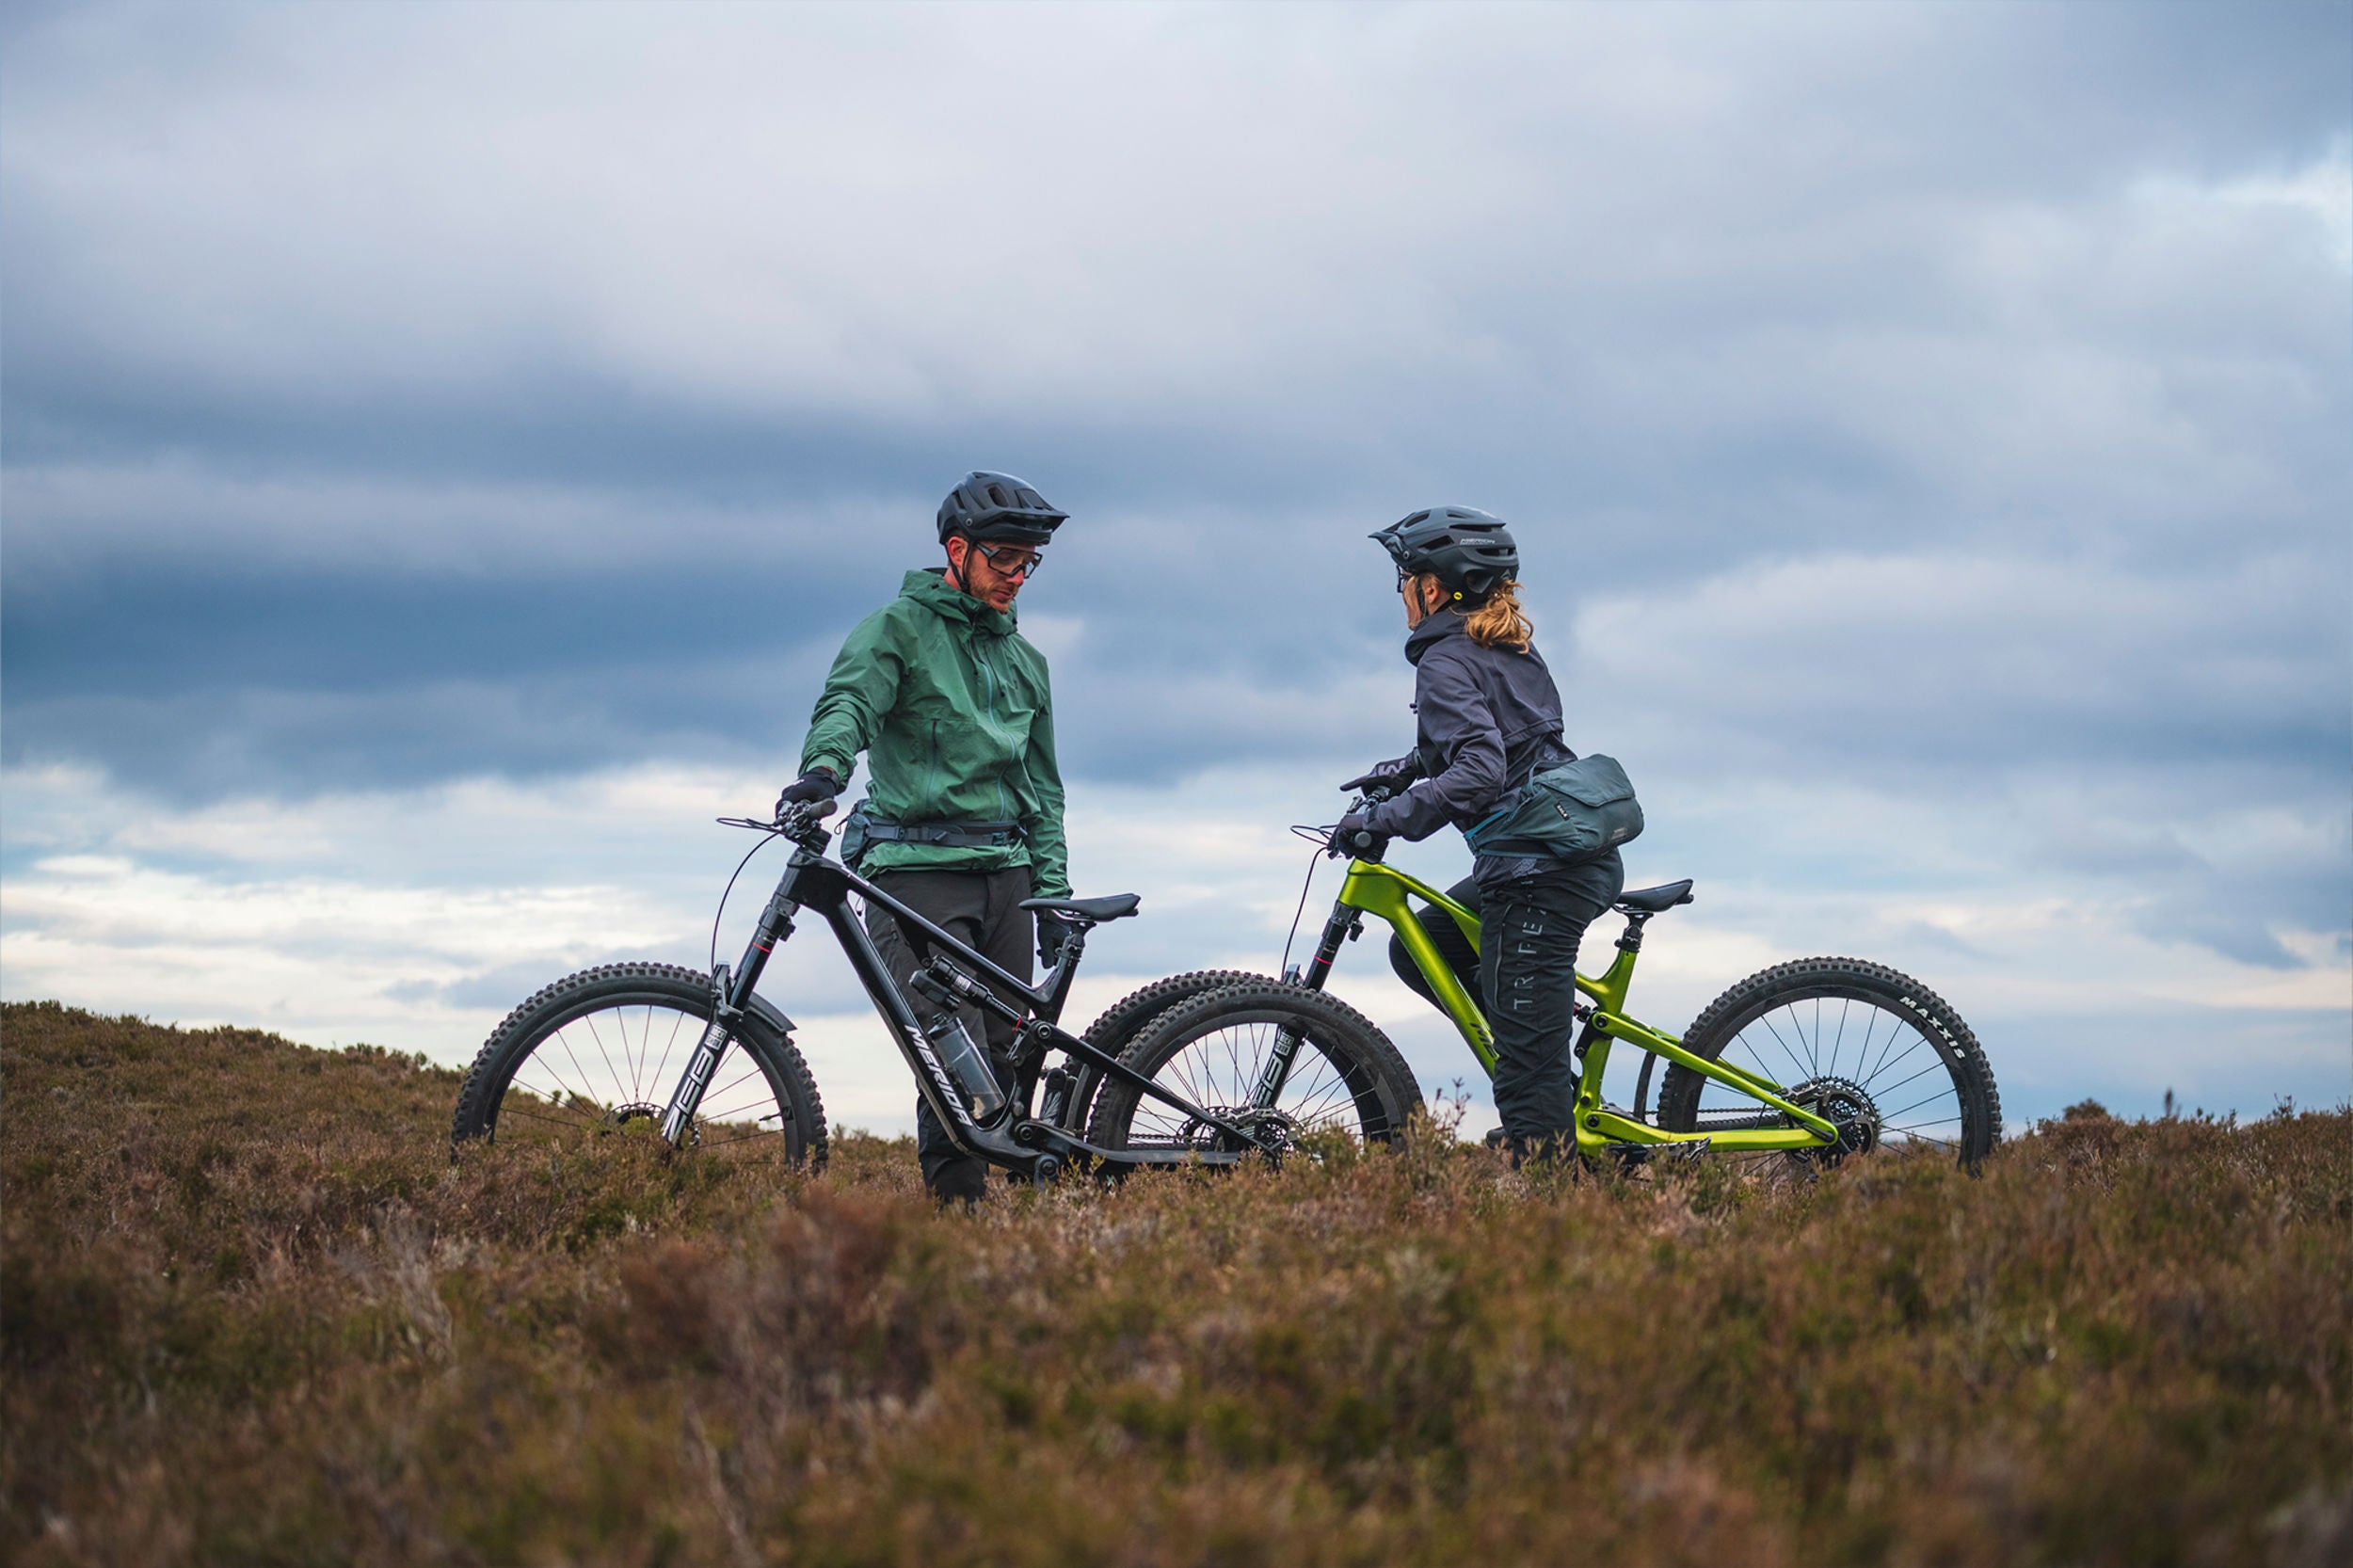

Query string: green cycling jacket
[797,568,1069,896]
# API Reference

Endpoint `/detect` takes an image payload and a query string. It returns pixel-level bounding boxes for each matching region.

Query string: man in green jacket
[776,472,1074,1202]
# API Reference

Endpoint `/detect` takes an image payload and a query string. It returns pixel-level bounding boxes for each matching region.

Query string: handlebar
[1284,791,1389,860]
[717,798,836,849]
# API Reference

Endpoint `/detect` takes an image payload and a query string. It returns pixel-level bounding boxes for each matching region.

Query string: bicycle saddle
[1614,880,1694,914]
[1018,893,1142,922]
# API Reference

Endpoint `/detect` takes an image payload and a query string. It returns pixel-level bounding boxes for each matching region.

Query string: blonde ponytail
[1460,581,1533,651]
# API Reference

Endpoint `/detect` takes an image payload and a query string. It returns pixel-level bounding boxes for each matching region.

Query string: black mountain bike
[449,803,1421,1180]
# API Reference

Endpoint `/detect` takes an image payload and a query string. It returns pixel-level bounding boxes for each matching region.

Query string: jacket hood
[1402,608,1468,666]
[902,567,1017,635]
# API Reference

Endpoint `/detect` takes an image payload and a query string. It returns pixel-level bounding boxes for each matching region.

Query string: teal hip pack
[1464,754,1644,863]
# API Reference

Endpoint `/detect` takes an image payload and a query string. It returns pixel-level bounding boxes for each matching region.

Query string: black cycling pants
[1390,857,1623,1147]
[865,866,1034,1203]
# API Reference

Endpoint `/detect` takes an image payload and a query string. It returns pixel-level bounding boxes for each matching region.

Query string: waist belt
[862,817,1026,849]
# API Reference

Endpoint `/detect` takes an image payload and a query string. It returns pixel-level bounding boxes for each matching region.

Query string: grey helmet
[1369,505,1518,603]
[936,471,1067,546]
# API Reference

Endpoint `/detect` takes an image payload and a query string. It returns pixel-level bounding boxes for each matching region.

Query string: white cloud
[6,734,2345,1130]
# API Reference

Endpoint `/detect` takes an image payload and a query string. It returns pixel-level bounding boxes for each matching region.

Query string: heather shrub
[4,1000,2347,1566]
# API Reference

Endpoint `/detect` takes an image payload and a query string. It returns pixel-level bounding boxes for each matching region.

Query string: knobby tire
[1656,956,1998,1173]
[451,962,828,1170]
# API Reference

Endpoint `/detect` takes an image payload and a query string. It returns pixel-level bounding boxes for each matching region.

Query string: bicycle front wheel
[451,962,828,1169]
[1086,981,1422,1155]
[1657,957,1999,1171]
[1066,968,1273,1129]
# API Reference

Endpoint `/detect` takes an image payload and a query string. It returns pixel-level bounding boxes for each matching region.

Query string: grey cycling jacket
[1362,611,1573,846]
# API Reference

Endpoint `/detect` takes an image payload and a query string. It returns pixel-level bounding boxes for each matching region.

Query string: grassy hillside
[4,1000,2347,1567]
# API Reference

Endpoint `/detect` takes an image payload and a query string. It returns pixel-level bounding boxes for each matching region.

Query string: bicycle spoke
[1881,1086,1960,1125]
[514,1052,598,1120]
[618,1006,645,1097]
[1755,1013,1812,1082]
[579,1011,632,1102]
[648,1007,691,1108]
[485,996,796,1160]
[1862,1022,1919,1087]
[1138,1021,1373,1147]
[497,1100,610,1135]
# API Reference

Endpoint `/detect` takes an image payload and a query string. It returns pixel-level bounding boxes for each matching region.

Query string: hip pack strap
[861,816,1025,849]
[1463,745,1578,853]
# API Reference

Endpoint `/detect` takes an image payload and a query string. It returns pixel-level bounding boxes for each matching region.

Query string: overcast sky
[5,0,2347,1136]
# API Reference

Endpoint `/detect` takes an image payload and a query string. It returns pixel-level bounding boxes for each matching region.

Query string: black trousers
[1389,856,1622,1147]
[864,866,1034,1202]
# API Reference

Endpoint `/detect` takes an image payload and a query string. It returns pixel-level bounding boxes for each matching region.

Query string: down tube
[1337,863,1495,1072]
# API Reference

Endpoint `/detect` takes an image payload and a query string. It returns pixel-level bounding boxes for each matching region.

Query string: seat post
[1036,923,1088,1024]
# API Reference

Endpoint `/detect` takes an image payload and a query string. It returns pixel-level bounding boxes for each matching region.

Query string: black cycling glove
[1339,760,1419,795]
[1330,811,1386,856]
[776,769,840,817]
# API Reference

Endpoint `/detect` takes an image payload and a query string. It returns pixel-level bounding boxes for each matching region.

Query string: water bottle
[922,1009,1009,1126]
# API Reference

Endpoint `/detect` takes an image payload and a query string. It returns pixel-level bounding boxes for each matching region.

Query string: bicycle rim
[1121,1019,1388,1149]
[1689,992,1976,1164]
[489,999,794,1159]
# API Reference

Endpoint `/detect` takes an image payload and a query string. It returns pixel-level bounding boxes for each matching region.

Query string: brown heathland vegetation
[3,1000,2347,1566]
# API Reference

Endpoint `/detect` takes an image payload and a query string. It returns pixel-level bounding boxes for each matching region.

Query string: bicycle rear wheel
[452,962,827,1169]
[1086,980,1422,1155]
[1657,957,1998,1172]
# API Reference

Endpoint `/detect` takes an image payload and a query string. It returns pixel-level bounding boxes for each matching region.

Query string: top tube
[1336,855,1636,1016]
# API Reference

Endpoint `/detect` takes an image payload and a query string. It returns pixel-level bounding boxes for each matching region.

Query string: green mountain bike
[1079,792,2002,1172]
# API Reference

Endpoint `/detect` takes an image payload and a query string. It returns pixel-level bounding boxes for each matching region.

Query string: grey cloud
[7,6,2343,559]
[2,2,2345,990]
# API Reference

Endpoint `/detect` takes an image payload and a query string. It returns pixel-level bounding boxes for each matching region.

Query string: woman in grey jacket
[1337,506,1625,1161]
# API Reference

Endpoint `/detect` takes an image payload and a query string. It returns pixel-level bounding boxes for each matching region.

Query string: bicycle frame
[1290,845,1840,1160]
[663,817,1279,1179]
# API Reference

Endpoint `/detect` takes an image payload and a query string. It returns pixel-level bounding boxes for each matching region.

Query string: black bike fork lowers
[659,851,806,1144]
[1259,899,1359,1104]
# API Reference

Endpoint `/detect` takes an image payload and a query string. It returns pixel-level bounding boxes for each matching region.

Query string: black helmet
[936,471,1067,546]
[1369,505,1518,603]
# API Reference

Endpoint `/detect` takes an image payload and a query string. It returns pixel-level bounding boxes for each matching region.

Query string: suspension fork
[1257,898,1360,1106]
[660,850,808,1144]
